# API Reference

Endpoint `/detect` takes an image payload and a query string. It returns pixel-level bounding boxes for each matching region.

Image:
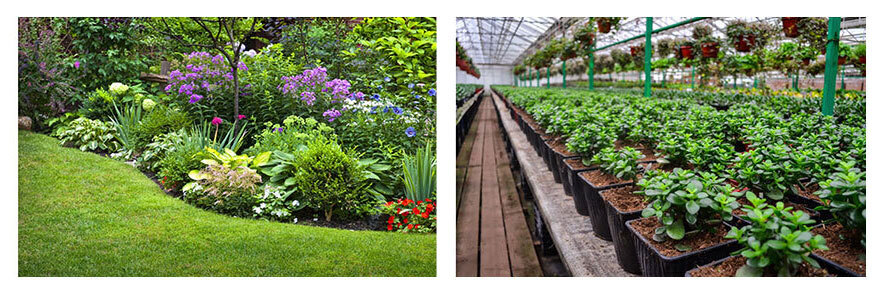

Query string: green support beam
[643,17,652,97]
[562,61,566,89]
[690,66,695,89]
[822,17,841,116]
[588,38,596,90]
[595,17,708,52]
[546,67,551,89]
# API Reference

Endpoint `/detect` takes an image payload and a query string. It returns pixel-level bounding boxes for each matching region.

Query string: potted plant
[782,17,802,38]
[726,20,755,53]
[853,43,866,64]
[656,38,676,59]
[578,147,646,241]
[797,18,828,53]
[672,38,688,59]
[679,40,695,60]
[574,21,597,48]
[837,43,853,65]
[627,169,742,276]
[688,191,830,276]
[565,123,617,215]
[693,24,720,58]
[811,161,866,276]
[596,17,624,34]
[560,38,579,61]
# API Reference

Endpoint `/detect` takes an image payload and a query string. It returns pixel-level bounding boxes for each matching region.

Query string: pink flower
[74,61,80,69]
[211,117,223,126]
[237,114,246,120]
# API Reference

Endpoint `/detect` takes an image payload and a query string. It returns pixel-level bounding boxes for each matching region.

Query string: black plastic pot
[601,186,644,274]
[557,155,581,196]
[685,254,861,277]
[627,218,739,277]
[563,159,595,216]
[578,169,633,241]
[788,191,832,221]
[810,253,863,277]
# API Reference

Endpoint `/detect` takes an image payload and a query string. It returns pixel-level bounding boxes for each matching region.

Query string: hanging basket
[838,56,847,65]
[859,55,866,64]
[734,35,755,52]
[701,42,719,58]
[456,59,468,71]
[597,19,612,33]
[680,45,694,59]
[576,32,595,46]
[674,47,684,59]
[781,17,801,38]
[630,46,643,57]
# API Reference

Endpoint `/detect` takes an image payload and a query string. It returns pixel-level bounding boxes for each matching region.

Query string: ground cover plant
[18,17,437,277]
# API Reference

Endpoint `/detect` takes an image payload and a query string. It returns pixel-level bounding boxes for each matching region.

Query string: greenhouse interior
[456,17,865,277]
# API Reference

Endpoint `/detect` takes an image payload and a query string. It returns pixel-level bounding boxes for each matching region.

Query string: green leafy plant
[590,147,644,182]
[109,101,144,156]
[288,137,373,221]
[726,191,828,276]
[566,123,617,165]
[640,169,740,244]
[815,161,866,247]
[54,117,121,152]
[402,142,436,201]
[182,163,262,217]
[138,129,186,171]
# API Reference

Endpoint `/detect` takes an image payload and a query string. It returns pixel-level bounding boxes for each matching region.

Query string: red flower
[425,198,432,203]
[397,223,402,227]
[412,207,420,215]
[404,219,409,224]
[388,216,395,223]
[407,224,414,230]
[385,201,394,207]
[422,212,430,219]
[387,224,393,231]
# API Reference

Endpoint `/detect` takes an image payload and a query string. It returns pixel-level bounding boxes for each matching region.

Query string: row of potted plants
[494,85,865,277]
[456,40,481,78]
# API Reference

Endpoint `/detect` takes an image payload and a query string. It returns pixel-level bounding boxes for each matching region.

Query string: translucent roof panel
[456,17,558,65]
[458,17,866,67]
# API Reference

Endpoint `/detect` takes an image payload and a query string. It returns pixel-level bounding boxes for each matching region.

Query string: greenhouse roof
[457,17,866,67]
[456,17,559,65]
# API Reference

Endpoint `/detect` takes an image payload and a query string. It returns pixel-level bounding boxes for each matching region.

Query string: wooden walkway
[456,93,543,277]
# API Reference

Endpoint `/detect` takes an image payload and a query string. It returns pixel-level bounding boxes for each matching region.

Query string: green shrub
[54,117,121,152]
[156,136,204,191]
[245,115,333,156]
[290,138,372,221]
[132,105,191,149]
[815,161,866,247]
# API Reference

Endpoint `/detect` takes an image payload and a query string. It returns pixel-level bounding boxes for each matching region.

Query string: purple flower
[405,127,417,137]
[372,94,381,100]
[74,61,80,69]
[211,117,223,126]
[237,61,248,71]
[300,91,316,105]
[408,83,414,89]
[354,91,365,100]
[238,114,247,120]
[275,127,285,133]
[428,88,436,96]
[188,94,203,104]
[384,77,391,82]
[392,106,403,115]
[322,108,342,122]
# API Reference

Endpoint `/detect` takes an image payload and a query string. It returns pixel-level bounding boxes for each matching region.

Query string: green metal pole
[562,61,566,89]
[537,69,540,87]
[753,77,757,88]
[822,17,840,116]
[690,66,695,89]
[546,67,550,89]
[588,53,595,90]
[841,67,845,90]
[662,69,666,87]
[643,17,652,97]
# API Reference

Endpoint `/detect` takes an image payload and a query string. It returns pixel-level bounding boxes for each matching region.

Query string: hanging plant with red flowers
[382,198,437,233]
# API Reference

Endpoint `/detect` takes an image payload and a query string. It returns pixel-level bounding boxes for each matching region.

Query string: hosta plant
[54,117,122,152]
[640,169,740,246]
[815,161,866,247]
[726,191,828,276]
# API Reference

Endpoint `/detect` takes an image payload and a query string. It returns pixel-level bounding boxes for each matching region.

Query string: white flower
[253,207,262,214]
[109,82,129,95]
[292,218,299,224]
[291,200,300,207]
[313,218,318,222]
[259,203,267,209]
[243,49,257,57]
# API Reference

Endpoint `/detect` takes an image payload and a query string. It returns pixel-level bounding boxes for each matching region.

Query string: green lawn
[18,131,435,277]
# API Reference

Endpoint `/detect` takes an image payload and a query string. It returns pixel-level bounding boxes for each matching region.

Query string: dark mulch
[565,157,595,170]
[812,224,866,275]
[549,137,577,157]
[795,183,823,204]
[631,217,732,257]
[581,170,630,187]
[690,256,830,277]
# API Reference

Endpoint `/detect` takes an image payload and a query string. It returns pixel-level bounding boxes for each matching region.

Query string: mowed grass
[18,131,435,277]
